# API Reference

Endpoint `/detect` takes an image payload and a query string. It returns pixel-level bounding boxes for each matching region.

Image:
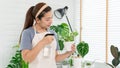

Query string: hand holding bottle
[41,34,54,46]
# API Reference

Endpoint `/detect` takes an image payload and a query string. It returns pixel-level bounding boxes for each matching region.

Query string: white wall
[74,0,80,44]
[0,0,80,68]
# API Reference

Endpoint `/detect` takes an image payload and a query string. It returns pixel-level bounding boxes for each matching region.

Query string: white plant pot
[64,41,74,51]
[73,58,82,68]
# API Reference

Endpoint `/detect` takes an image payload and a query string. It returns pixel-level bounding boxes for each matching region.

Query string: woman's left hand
[66,44,76,55]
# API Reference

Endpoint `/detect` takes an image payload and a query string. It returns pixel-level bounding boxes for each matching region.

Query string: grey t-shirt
[19,27,59,51]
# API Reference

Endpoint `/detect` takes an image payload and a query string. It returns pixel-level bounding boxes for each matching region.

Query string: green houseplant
[50,23,78,51]
[107,45,120,68]
[50,23,67,50]
[50,23,78,67]
[6,44,28,68]
[75,41,89,68]
[62,60,69,68]
[77,41,89,58]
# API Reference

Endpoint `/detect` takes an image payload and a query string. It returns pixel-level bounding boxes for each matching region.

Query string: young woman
[20,2,75,68]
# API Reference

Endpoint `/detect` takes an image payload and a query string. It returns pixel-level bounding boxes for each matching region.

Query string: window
[82,0,106,62]
[108,0,120,63]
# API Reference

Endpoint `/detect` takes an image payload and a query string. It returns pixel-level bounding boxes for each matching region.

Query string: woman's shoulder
[22,27,35,38]
[23,27,34,33]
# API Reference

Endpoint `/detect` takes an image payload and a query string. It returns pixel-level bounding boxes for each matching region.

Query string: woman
[20,2,75,68]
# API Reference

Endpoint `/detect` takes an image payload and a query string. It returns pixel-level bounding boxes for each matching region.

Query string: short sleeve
[19,30,32,51]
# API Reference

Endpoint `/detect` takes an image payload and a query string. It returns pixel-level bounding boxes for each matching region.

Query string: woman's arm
[55,45,75,62]
[22,36,54,63]
[55,51,72,62]
[22,40,45,63]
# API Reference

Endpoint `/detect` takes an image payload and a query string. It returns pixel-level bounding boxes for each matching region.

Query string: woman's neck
[34,24,47,33]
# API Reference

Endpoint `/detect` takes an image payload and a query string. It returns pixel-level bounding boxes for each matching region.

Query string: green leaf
[58,40,64,50]
[7,64,13,68]
[69,58,73,66]
[110,45,119,59]
[50,25,57,32]
[7,44,28,68]
[77,41,89,58]
[112,58,119,67]
[119,52,120,61]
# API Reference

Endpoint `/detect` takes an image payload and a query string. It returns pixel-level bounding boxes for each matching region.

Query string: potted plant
[69,56,74,68]
[6,44,28,68]
[77,41,89,58]
[85,61,92,68]
[106,45,120,68]
[50,23,78,51]
[73,41,89,68]
[63,31,78,51]
[50,23,67,51]
[50,23,78,68]
[62,60,69,68]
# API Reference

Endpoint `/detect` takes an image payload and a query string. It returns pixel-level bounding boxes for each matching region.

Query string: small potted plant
[77,41,89,58]
[63,31,78,51]
[106,45,120,68]
[73,41,89,68]
[56,23,78,51]
[50,23,68,51]
[68,56,74,68]
[62,60,69,68]
[85,61,92,68]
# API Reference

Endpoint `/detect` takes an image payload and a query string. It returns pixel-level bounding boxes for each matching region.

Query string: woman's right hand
[41,35,54,46]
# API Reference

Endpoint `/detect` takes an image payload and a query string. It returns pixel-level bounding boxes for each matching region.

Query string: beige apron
[29,26,57,68]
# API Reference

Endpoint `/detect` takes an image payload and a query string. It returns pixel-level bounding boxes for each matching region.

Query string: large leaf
[110,45,119,59]
[112,58,119,67]
[77,41,89,58]
[50,25,58,32]
[58,40,64,50]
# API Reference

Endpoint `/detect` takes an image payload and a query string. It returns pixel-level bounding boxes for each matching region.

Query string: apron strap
[33,25,37,35]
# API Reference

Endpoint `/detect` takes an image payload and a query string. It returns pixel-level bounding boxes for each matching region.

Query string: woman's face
[38,11,53,29]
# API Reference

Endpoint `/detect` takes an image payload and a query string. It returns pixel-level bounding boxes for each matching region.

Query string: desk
[57,62,120,68]
[91,62,120,68]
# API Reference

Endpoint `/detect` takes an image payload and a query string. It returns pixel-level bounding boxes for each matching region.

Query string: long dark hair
[19,2,52,43]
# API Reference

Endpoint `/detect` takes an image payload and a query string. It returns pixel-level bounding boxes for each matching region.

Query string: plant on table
[107,45,120,68]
